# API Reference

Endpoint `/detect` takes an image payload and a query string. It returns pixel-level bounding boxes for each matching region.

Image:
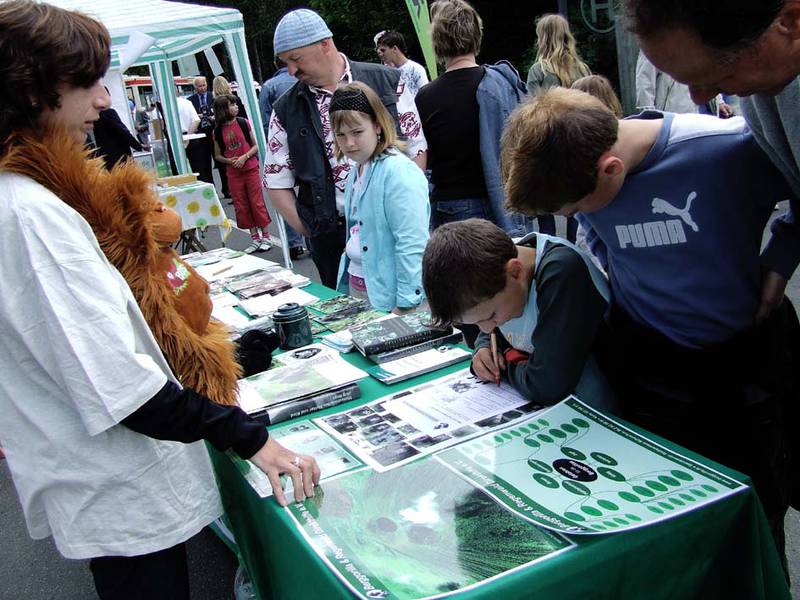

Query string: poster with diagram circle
[437,397,746,534]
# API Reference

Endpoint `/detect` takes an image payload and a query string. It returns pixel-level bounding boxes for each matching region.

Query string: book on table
[367,329,464,363]
[365,344,471,384]
[350,310,453,358]
[237,352,368,424]
[244,382,361,425]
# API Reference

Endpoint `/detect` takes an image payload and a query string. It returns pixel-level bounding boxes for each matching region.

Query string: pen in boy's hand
[490,331,500,386]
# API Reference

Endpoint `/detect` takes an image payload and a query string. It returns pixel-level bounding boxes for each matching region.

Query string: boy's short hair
[377,30,407,55]
[430,0,483,61]
[501,87,619,215]
[0,0,110,143]
[422,219,517,326]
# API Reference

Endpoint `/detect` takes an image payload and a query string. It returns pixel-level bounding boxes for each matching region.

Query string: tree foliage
[187,0,619,90]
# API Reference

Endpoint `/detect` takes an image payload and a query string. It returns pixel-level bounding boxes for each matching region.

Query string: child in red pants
[213,94,271,253]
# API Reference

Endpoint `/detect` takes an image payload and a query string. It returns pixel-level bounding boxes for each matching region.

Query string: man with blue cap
[263,8,427,287]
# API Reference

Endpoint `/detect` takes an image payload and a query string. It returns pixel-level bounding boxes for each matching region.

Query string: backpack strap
[237,117,253,147]
[214,123,225,156]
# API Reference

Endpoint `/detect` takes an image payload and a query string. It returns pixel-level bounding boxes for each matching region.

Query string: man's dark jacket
[272,60,401,238]
[188,91,215,132]
[93,108,143,171]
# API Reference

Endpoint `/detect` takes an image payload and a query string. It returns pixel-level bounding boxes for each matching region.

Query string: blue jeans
[507,214,536,239]
[536,215,578,242]
[430,197,491,230]
[285,223,304,248]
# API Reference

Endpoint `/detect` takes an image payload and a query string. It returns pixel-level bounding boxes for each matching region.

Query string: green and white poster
[287,458,573,599]
[438,397,746,534]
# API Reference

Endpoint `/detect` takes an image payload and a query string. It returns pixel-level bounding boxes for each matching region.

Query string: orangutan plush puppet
[1,129,241,405]
[150,202,214,336]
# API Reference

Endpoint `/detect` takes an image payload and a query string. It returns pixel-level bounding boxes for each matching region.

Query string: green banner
[404,0,437,80]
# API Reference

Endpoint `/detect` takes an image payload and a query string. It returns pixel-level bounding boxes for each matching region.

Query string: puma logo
[651,192,699,232]
[615,192,700,249]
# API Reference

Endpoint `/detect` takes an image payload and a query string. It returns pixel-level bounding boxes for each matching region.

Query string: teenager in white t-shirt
[0,3,319,598]
[376,30,429,97]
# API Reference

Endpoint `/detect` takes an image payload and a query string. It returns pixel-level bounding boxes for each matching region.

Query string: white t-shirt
[345,163,370,278]
[0,173,222,559]
[398,59,429,98]
[176,96,199,133]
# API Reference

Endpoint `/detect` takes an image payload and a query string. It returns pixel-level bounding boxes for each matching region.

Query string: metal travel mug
[273,303,313,350]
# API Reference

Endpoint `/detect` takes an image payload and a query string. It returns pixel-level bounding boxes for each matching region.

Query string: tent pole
[150,59,191,174]
[224,30,291,269]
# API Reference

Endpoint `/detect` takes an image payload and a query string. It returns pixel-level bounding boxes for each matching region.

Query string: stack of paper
[238,287,318,317]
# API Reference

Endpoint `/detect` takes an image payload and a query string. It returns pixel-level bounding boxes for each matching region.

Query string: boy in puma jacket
[500,87,800,559]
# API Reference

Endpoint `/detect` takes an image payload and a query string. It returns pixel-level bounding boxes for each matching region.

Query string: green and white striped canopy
[46,0,242,66]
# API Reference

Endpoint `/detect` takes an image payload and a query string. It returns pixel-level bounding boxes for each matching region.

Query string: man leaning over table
[263,8,427,289]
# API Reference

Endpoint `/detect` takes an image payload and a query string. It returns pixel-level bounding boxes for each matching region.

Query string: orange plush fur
[1,128,241,405]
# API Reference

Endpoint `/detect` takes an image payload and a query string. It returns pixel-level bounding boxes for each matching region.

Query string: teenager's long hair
[535,14,590,86]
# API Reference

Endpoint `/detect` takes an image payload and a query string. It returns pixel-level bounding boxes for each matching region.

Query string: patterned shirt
[398,59,429,97]
[262,54,427,213]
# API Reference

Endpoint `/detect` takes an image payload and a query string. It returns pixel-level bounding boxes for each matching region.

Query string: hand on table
[249,437,321,506]
[472,347,505,384]
[755,270,787,323]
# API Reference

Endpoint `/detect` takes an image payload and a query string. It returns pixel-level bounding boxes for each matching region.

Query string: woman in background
[526,13,591,242]
[213,75,247,117]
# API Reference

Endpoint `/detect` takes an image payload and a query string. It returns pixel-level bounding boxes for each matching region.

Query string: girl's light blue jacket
[336,150,430,312]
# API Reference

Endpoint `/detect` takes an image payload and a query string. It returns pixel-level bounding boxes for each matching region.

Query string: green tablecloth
[209,284,790,600]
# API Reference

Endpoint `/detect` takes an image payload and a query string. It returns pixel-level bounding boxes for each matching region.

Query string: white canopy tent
[48,0,292,266]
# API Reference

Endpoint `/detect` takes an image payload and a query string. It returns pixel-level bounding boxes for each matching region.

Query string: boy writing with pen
[422,218,618,412]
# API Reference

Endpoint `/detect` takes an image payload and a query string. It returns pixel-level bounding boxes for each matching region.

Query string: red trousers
[228,166,270,229]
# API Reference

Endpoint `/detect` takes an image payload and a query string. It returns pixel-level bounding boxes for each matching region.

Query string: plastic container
[272,302,313,350]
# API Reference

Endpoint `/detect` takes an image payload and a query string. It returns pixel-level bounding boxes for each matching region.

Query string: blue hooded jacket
[476,61,528,236]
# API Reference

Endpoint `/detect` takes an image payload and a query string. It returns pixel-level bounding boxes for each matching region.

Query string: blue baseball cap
[273,9,333,55]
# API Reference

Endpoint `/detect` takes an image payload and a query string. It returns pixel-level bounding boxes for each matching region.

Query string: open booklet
[237,347,369,422]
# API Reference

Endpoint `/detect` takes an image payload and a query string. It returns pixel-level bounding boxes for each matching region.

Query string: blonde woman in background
[526,13,590,241]
[213,75,246,117]
[527,14,591,94]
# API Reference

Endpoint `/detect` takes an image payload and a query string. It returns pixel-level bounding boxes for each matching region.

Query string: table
[209,285,790,600]
[158,181,231,253]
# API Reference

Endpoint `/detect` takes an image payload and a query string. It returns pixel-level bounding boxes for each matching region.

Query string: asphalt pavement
[1,201,798,599]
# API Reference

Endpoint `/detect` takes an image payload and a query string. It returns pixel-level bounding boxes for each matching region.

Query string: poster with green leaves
[438,397,746,534]
[287,457,573,599]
